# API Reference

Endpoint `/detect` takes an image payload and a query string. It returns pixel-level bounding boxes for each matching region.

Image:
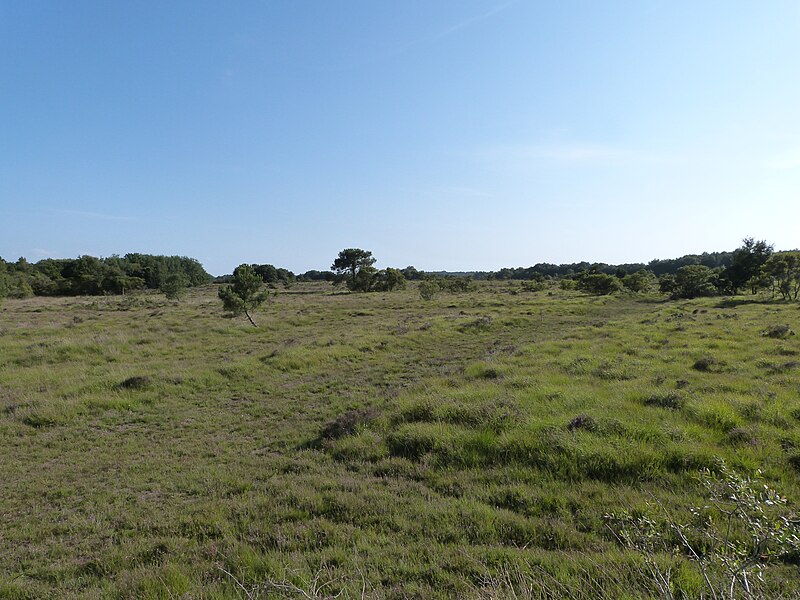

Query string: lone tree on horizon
[218,264,270,327]
[331,248,376,290]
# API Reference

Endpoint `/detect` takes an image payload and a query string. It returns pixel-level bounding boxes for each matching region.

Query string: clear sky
[2,1,799,275]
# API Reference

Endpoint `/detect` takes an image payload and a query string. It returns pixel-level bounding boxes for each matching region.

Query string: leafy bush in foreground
[607,461,800,600]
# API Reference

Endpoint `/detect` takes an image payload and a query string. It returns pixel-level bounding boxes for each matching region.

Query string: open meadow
[1,282,800,598]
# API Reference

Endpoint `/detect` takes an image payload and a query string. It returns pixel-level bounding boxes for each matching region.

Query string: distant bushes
[576,273,622,296]
[0,253,211,297]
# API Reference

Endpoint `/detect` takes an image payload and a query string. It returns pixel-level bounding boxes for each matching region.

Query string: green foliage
[607,461,800,599]
[218,264,270,326]
[658,274,676,295]
[401,265,422,280]
[418,280,440,300]
[669,264,721,299]
[441,276,473,293]
[298,269,334,282]
[348,266,377,291]
[160,273,189,300]
[559,278,576,290]
[0,253,209,297]
[576,273,622,295]
[762,252,800,300]
[251,264,296,286]
[622,270,656,293]
[7,278,33,299]
[723,237,773,294]
[331,248,376,291]
[521,280,546,292]
[372,267,406,292]
[328,250,406,293]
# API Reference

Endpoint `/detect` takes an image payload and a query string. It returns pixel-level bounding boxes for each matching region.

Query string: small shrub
[607,461,800,600]
[694,403,741,433]
[520,280,545,292]
[567,414,598,432]
[319,407,380,441]
[564,357,592,375]
[594,361,635,381]
[693,356,720,372]
[386,423,444,459]
[464,362,502,380]
[763,325,795,339]
[418,280,439,301]
[788,454,800,472]
[644,392,684,410]
[576,273,622,295]
[119,376,152,390]
[725,427,758,446]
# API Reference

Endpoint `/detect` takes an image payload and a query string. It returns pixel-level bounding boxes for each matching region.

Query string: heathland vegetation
[1,239,800,598]
[3,238,798,304]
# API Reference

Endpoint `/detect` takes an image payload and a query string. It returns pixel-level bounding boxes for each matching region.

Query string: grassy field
[1,282,799,598]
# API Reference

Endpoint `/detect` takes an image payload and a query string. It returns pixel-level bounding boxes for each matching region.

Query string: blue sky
[2,1,799,275]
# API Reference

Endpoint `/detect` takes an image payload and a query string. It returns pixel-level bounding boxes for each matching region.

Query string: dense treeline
[216,263,298,286]
[473,251,736,281]
[217,249,741,287]
[2,240,797,302]
[0,254,211,298]
[571,239,800,301]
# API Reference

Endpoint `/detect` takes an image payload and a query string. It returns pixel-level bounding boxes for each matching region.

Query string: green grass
[0,283,799,597]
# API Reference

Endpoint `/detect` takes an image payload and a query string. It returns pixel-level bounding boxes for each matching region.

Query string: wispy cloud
[51,209,134,222]
[338,1,518,68]
[428,0,518,42]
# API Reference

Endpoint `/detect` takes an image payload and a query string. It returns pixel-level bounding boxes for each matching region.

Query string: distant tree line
[473,251,736,281]
[215,263,297,287]
[3,239,797,304]
[0,254,211,299]
[571,238,800,301]
[330,249,407,292]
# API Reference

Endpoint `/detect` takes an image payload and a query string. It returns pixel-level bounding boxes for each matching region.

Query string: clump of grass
[329,430,387,462]
[691,401,742,433]
[118,375,152,390]
[644,392,684,410]
[693,356,721,372]
[397,396,520,433]
[769,345,798,356]
[567,415,598,432]
[787,454,800,473]
[725,427,758,446]
[767,361,800,375]
[594,360,635,381]
[318,407,380,441]
[464,361,502,380]
[763,325,795,339]
[386,422,451,460]
[564,357,592,375]
[459,315,492,332]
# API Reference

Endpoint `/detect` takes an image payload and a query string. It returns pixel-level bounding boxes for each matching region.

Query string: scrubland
[1,282,799,598]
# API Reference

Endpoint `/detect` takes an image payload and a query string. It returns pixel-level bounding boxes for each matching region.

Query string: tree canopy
[332,249,376,290]
[218,264,271,326]
[0,253,211,297]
